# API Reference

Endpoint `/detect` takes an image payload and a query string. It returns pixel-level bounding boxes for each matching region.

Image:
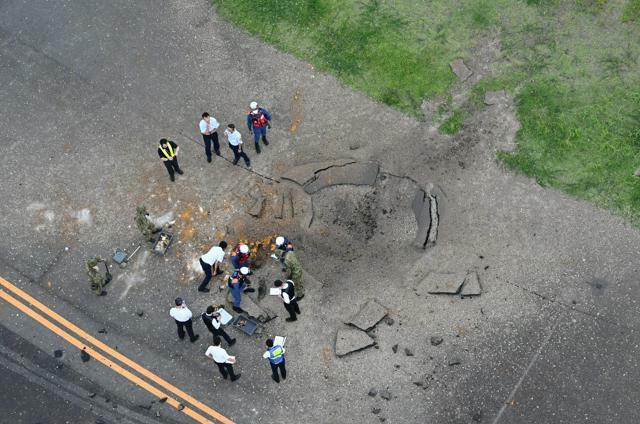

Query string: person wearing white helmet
[246,101,272,154]
[231,243,251,270]
[271,235,290,263]
[227,266,255,313]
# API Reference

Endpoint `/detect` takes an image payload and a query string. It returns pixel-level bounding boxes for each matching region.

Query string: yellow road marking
[0,277,234,424]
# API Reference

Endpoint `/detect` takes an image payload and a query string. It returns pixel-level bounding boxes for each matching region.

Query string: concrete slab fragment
[273,193,284,219]
[304,162,379,194]
[412,190,438,248]
[290,188,313,228]
[421,272,466,294]
[281,159,356,186]
[450,59,472,81]
[247,195,264,217]
[484,90,508,105]
[346,299,388,331]
[461,271,482,297]
[335,328,375,357]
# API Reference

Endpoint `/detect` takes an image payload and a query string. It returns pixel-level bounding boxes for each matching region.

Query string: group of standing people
[158,102,272,181]
[169,235,303,384]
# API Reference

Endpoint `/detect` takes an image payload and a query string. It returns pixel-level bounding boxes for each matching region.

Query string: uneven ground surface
[1,0,639,423]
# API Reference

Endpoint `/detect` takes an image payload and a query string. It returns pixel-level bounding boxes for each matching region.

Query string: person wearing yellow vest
[157,138,183,182]
[263,338,286,383]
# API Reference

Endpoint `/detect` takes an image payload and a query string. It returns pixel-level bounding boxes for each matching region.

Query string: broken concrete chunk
[484,90,508,105]
[54,349,64,358]
[368,388,378,397]
[247,195,264,217]
[80,349,91,362]
[460,271,482,297]
[290,188,313,228]
[281,159,356,186]
[404,348,414,357]
[379,388,392,401]
[412,190,438,249]
[430,336,443,346]
[392,344,398,354]
[448,356,462,366]
[450,59,472,81]
[273,193,284,219]
[346,299,388,331]
[420,272,466,295]
[335,328,375,357]
[304,162,379,194]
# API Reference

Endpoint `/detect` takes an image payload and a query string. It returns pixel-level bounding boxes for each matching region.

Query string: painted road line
[0,288,213,424]
[0,277,234,424]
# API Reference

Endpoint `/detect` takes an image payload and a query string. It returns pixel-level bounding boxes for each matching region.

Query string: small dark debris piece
[404,348,414,357]
[138,404,153,411]
[479,255,484,259]
[159,397,168,404]
[368,388,378,397]
[379,417,386,422]
[385,317,395,326]
[472,412,483,422]
[88,392,97,398]
[95,418,106,424]
[430,336,443,346]
[392,344,398,353]
[448,357,462,366]
[136,309,144,317]
[484,265,489,270]
[98,328,107,334]
[54,349,63,358]
[571,300,577,305]
[380,388,392,401]
[80,349,91,362]
[178,404,185,411]
[413,381,424,387]
[372,407,381,415]
[394,364,400,369]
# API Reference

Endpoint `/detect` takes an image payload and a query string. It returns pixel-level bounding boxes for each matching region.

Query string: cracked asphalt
[1,0,639,423]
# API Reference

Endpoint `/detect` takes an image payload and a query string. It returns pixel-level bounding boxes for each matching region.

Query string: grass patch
[623,0,640,21]
[214,0,640,223]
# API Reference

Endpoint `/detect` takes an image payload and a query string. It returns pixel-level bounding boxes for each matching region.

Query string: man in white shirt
[169,298,199,342]
[223,124,251,168]
[198,241,227,292]
[199,112,221,162]
[205,336,241,381]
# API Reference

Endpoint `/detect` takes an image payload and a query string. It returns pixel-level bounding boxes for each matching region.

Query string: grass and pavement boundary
[213,0,640,223]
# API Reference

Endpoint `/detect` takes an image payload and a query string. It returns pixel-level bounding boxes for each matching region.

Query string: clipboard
[217,308,233,325]
[269,288,281,296]
[274,336,287,347]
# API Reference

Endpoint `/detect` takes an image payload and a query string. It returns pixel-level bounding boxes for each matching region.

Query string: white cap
[275,236,285,247]
[239,244,249,254]
[240,266,249,275]
[249,101,258,110]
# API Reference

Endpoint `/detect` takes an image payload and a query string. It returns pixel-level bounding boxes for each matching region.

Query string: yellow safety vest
[159,143,175,159]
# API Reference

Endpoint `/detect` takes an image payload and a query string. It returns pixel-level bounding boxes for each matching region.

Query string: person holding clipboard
[205,336,241,382]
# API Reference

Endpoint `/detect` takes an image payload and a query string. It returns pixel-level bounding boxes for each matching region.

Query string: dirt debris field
[1,1,639,424]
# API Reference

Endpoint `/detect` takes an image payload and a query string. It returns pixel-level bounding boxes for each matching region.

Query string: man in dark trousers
[263,338,286,383]
[158,139,183,182]
[199,112,220,162]
[246,101,272,154]
[205,336,241,382]
[223,124,251,168]
[273,279,300,322]
[169,298,199,342]
[198,241,227,292]
[202,305,236,346]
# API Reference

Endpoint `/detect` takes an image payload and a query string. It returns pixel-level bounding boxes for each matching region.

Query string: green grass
[213,0,640,223]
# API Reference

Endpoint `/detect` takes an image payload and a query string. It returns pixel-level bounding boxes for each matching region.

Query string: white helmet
[239,244,249,254]
[249,101,258,110]
[275,236,285,247]
[240,266,250,275]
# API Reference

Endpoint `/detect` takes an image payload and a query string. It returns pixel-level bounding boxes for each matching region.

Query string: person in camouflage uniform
[282,245,304,299]
[86,256,109,296]
[135,205,157,242]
